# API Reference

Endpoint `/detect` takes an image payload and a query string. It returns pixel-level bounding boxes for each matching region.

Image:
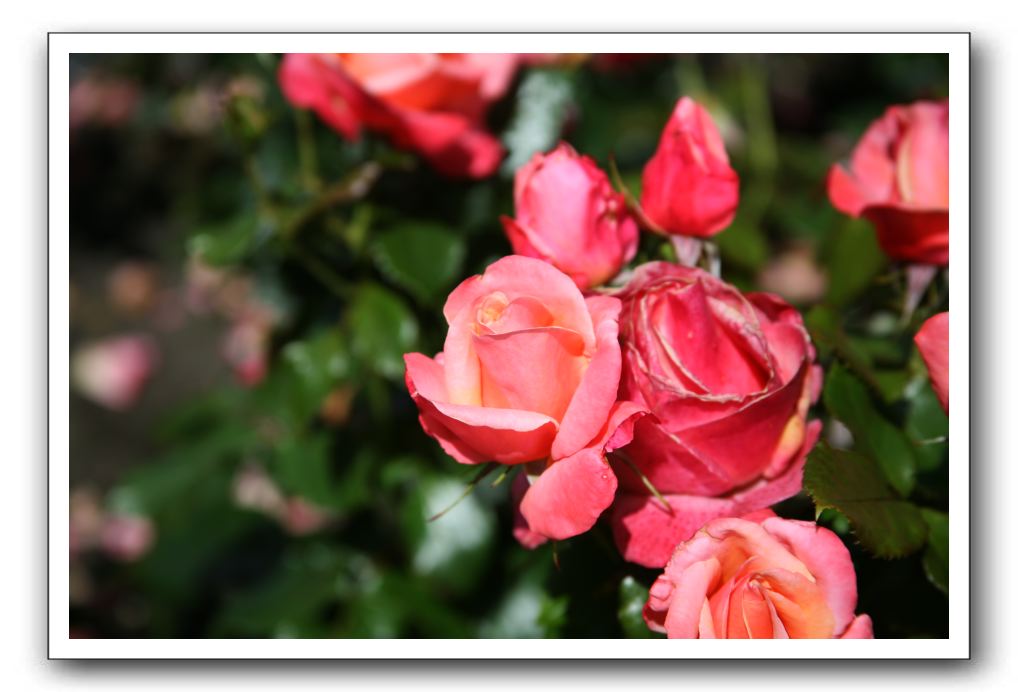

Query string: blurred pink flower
[100,515,155,562]
[221,320,270,387]
[69,76,140,130]
[71,335,159,410]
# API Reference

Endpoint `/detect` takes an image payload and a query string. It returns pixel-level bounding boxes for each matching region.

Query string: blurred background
[68,52,949,638]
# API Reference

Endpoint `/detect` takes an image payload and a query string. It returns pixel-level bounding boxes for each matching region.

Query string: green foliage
[189,213,266,266]
[402,477,496,594]
[372,223,466,306]
[501,69,576,175]
[823,364,917,497]
[824,218,887,307]
[804,444,927,558]
[345,283,419,380]
[618,576,660,639]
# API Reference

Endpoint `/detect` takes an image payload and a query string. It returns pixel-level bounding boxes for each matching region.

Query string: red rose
[640,97,740,238]
[915,311,949,414]
[609,262,822,568]
[828,100,949,265]
[644,516,873,639]
[502,143,639,290]
[279,53,518,178]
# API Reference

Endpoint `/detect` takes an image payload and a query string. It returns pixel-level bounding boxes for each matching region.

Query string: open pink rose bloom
[279,53,518,178]
[609,263,822,568]
[404,255,644,542]
[827,100,949,265]
[644,516,873,639]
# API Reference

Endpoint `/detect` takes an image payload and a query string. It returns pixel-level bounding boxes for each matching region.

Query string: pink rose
[827,100,949,265]
[640,97,740,238]
[404,256,643,540]
[915,312,949,414]
[279,53,518,178]
[644,516,873,639]
[502,143,639,290]
[71,334,159,411]
[609,263,822,567]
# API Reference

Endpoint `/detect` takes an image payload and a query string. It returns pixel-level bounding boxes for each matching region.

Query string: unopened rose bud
[640,97,740,238]
[502,143,638,289]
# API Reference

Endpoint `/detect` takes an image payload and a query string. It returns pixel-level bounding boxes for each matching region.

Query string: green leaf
[921,509,948,595]
[906,379,950,473]
[479,579,563,639]
[823,364,917,497]
[372,223,466,305]
[345,283,419,380]
[618,576,660,639]
[804,306,875,379]
[824,218,887,307]
[188,213,266,266]
[501,69,576,175]
[278,328,353,422]
[273,432,334,507]
[402,477,495,594]
[803,444,927,558]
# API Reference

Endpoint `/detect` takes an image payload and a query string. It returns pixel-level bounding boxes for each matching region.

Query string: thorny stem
[284,161,383,240]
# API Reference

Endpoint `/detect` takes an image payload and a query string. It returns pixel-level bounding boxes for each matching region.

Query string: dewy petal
[519,446,618,540]
[552,295,624,459]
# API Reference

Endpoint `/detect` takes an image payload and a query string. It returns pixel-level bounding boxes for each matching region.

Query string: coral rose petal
[552,295,624,459]
[915,311,949,414]
[761,517,860,636]
[839,614,875,639]
[660,558,721,638]
[519,447,618,541]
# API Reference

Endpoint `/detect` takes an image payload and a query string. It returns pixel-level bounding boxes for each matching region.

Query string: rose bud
[71,334,159,411]
[279,53,518,178]
[644,516,873,639]
[640,97,740,238]
[501,143,639,290]
[609,263,822,568]
[915,312,949,414]
[827,100,949,265]
[404,256,644,542]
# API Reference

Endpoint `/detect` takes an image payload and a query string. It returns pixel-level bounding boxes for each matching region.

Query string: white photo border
[49,32,970,660]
